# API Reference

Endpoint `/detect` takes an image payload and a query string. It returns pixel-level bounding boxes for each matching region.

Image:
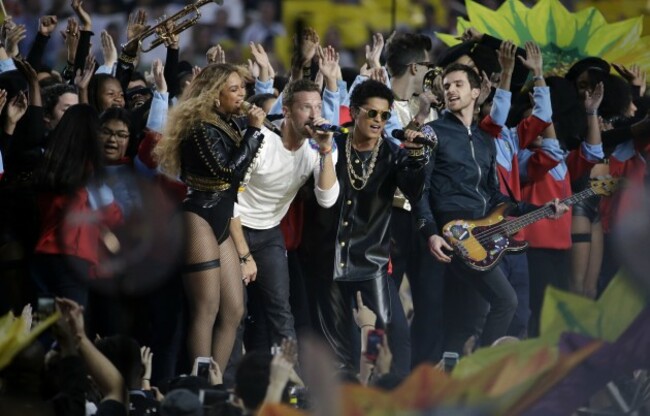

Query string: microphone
[311,123,349,135]
[240,101,282,136]
[391,128,438,147]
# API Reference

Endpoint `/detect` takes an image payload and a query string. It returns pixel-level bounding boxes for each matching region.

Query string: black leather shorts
[572,196,600,223]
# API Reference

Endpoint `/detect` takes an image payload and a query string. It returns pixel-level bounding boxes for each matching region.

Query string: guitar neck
[503,188,597,235]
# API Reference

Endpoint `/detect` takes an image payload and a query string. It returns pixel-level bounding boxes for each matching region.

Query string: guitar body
[442,203,529,272]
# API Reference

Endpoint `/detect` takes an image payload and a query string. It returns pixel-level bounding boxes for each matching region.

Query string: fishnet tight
[182,213,244,371]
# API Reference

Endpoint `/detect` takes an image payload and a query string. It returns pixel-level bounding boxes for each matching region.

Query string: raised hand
[477,70,493,106]
[6,91,28,127]
[206,44,225,65]
[365,32,384,69]
[460,27,483,42]
[497,40,517,75]
[250,42,275,81]
[152,59,167,93]
[247,58,260,79]
[140,346,153,382]
[14,58,39,86]
[71,0,92,31]
[5,24,27,58]
[62,18,80,64]
[55,297,86,339]
[584,81,604,113]
[318,46,340,82]
[299,27,320,67]
[74,54,96,91]
[613,63,647,96]
[517,41,543,77]
[125,9,149,54]
[100,30,117,67]
[39,15,58,37]
[353,291,377,328]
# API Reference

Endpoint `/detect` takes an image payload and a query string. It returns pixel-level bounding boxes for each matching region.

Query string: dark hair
[349,79,394,110]
[273,75,289,94]
[95,335,143,389]
[100,107,132,132]
[442,63,482,89]
[234,352,272,411]
[385,32,432,77]
[130,71,147,84]
[283,79,321,107]
[41,83,78,117]
[88,74,122,113]
[247,93,276,108]
[546,76,585,150]
[600,74,634,120]
[36,104,103,193]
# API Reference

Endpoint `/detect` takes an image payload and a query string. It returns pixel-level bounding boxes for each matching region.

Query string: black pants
[527,248,569,337]
[314,274,411,378]
[390,208,445,366]
[498,253,531,338]
[243,226,296,352]
[444,260,517,353]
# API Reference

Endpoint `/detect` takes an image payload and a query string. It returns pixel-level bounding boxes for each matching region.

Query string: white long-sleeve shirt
[234,126,340,230]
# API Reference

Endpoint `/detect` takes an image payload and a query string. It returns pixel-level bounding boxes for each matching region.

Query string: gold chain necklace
[346,135,382,190]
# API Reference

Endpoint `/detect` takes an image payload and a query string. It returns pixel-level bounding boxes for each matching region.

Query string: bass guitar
[442,176,620,272]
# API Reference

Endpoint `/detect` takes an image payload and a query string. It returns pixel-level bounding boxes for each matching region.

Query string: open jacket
[301,133,428,282]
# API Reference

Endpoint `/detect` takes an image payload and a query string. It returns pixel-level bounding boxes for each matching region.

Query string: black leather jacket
[414,111,535,238]
[180,120,263,207]
[302,134,428,282]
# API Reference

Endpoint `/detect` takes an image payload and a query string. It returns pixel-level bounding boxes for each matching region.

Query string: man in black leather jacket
[301,79,429,377]
[414,64,566,353]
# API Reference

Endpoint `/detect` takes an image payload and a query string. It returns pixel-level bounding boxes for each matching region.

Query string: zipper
[467,126,487,215]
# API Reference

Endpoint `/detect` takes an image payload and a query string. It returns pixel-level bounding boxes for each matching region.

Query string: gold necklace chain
[346,135,382,191]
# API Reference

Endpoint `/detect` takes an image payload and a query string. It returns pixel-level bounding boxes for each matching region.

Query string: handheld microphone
[391,128,438,148]
[312,123,349,135]
[240,101,282,136]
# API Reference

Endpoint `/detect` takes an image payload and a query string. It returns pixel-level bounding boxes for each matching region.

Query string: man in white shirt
[230,79,340,350]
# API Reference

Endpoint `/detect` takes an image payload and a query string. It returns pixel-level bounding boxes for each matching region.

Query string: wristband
[586,109,598,116]
[533,75,544,82]
[239,252,251,264]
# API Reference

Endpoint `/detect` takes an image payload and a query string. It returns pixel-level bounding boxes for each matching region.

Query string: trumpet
[137,0,223,53]
[422,66,443,93]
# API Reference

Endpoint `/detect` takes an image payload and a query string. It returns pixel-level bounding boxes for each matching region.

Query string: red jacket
[35,189,123,269]
[600,148,646,233]
[521,146,596,249]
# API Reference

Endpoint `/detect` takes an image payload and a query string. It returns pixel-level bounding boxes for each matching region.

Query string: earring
[215,99,221,108]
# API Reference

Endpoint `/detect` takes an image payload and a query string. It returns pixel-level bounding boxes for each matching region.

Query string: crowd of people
[0,0,648,415]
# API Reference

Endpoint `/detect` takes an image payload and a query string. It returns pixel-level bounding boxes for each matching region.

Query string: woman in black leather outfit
[155,63,265,371]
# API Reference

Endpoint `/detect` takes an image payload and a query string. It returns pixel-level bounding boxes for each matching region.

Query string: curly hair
[154,63,250,176]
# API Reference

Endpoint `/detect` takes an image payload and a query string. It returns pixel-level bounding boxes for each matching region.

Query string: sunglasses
[358,107,391,121]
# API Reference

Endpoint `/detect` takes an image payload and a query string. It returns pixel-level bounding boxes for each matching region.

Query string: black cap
[437,41,500,77]
[565,57,610,81]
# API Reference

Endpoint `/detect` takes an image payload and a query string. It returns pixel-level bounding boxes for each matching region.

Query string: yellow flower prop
[258,273,647,416]
[0,310,60,371]
[436,0,650,76]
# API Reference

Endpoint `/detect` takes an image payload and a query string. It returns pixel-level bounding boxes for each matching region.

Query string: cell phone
[364,329,384,361]
[196,356,211,379]
[34,295,56,324]
[442,351,459,373]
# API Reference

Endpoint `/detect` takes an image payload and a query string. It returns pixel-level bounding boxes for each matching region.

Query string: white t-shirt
[235,127,339,230]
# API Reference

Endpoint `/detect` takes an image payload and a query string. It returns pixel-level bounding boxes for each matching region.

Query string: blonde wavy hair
[154,63,251,177]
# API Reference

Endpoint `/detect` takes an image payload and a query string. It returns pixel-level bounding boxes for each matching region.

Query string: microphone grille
[240,101,251,111]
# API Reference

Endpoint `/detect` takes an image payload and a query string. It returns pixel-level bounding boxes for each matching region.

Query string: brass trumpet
[137,0,223,53]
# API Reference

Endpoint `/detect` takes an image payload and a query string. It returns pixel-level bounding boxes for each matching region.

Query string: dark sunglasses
[358,107,391,121]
